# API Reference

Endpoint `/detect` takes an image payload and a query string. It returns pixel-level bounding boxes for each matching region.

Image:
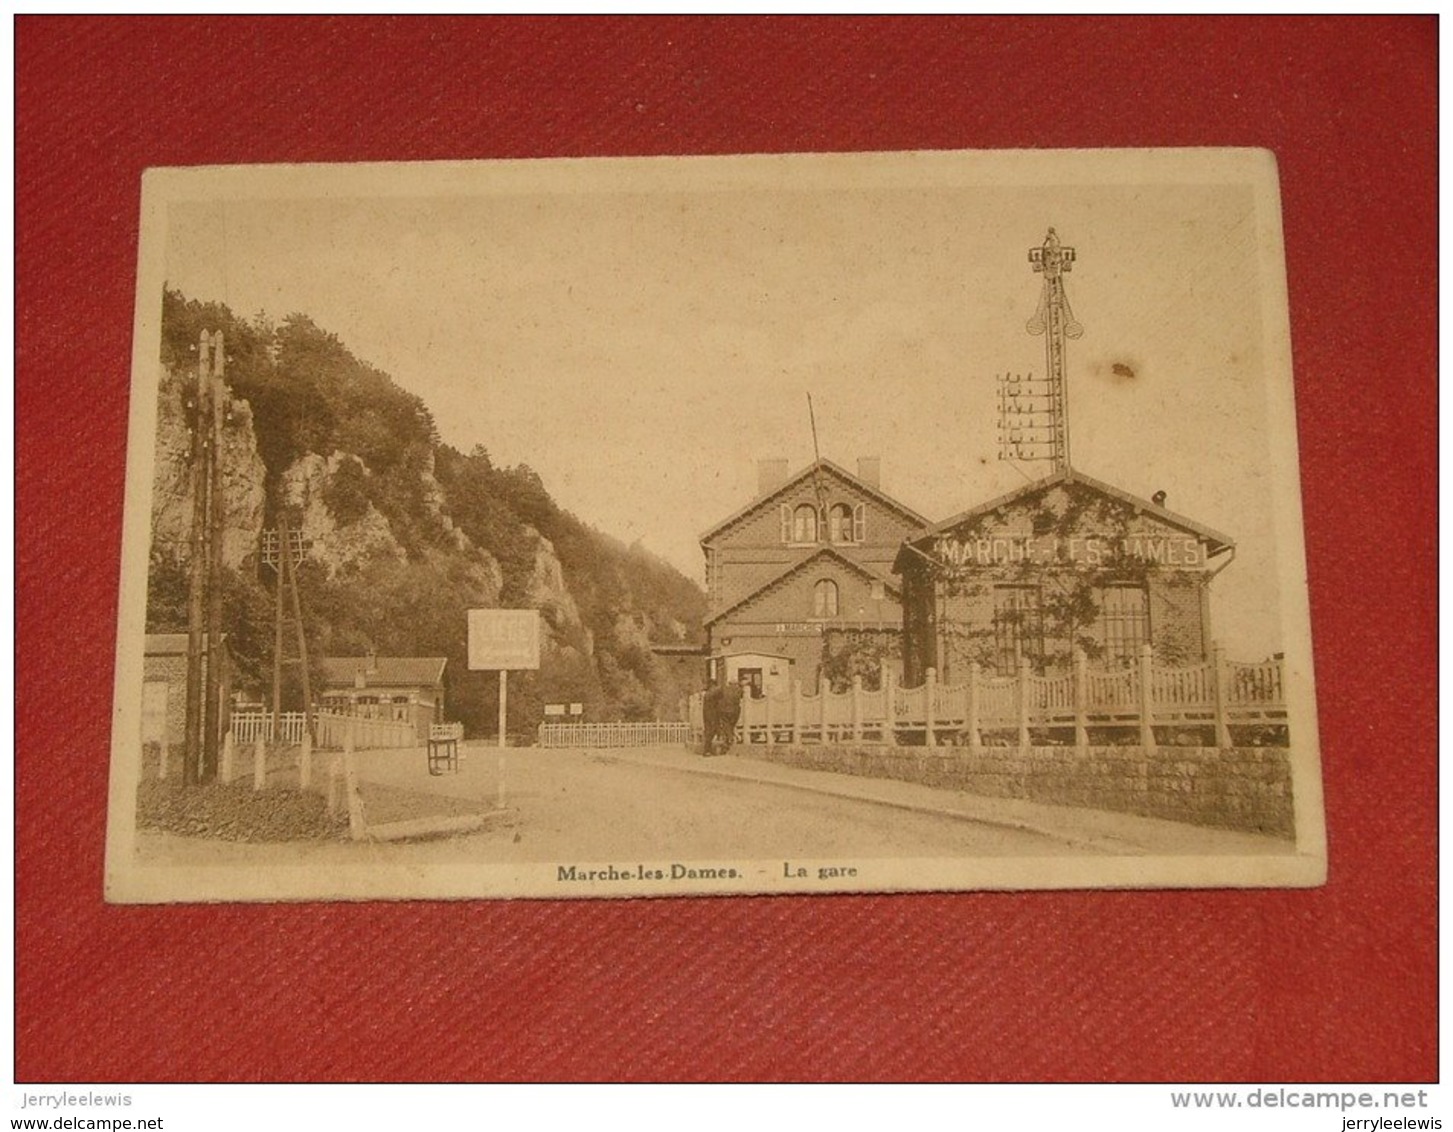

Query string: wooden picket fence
[690,645,1288,752]
[537,722,694,749]
[228,710,418,751]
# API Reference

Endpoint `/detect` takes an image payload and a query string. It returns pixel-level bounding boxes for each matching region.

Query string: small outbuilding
[142,632,233,748]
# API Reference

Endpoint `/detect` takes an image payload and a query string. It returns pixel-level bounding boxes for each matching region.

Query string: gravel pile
[137,780,348,842]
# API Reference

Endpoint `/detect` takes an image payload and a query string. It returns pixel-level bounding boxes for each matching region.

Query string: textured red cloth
[16,16,1436,1082]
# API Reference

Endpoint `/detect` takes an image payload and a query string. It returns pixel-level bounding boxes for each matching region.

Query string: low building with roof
[317,653,448,741]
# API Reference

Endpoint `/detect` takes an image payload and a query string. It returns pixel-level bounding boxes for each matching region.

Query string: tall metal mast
[997,228,1084,472]
[1026,228,1083,474]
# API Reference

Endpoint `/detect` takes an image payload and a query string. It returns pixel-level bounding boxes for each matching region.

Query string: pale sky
[159,153,1300,659]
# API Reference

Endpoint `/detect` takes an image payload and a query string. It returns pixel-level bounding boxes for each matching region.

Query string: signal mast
[997,228,1084,473]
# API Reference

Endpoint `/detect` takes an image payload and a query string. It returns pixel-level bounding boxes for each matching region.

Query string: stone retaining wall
[749,743,1294,838]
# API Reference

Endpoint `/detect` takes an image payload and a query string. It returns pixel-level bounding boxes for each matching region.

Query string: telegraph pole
[183,330,225,784]
[183,336,209,784]
[263,515,315,744]
[201,331,226,782]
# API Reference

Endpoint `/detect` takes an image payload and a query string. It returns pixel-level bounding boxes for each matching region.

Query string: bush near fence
[752,743,1294,838]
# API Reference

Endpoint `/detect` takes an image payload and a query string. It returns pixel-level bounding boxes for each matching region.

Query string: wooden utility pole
[281,513,315,743]
[183,330,225,785]
[201,331,226,782]
[263,514,315,745]
[271,539,284,740]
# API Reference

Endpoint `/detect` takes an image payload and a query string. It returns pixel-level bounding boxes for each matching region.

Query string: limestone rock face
[418,450,473,553]
[279,452,407,579]
[149,369,266,570]
[443,550,505,614]
[522,526,588,648]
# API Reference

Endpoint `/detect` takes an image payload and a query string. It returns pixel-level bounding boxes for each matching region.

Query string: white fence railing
[228,710,418,751]
[538,722,693,749]
[690,645,1288,751]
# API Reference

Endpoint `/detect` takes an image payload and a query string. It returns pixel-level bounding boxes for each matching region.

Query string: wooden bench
[427,722,464,775]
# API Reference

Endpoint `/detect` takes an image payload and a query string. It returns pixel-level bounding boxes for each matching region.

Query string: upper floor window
[813,579,840,618]
[791,504,819,544]
[781,500,865,544]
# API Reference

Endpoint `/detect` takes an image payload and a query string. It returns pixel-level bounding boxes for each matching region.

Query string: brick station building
[701,457,927,693]
[893,470,1235,685]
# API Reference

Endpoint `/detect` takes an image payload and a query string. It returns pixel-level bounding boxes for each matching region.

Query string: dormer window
[829,502,866,543]
[782,503,820,544]
[781,500,865,545]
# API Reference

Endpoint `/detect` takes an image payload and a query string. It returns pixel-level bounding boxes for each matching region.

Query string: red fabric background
[15,16,1437,1082]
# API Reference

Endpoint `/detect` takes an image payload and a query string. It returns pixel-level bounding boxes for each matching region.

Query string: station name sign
[933,532,1206,569]
[468,608,542,670]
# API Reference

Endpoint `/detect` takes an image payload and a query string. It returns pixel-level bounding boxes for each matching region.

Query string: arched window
[792,504,819,543]
[828,503,853,543]
[813,579,839,618]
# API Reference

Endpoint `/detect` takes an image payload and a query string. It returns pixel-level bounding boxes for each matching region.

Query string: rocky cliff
[148,288,706,733]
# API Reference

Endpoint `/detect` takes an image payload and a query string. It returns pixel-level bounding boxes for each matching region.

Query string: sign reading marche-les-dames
[468,609,541,671]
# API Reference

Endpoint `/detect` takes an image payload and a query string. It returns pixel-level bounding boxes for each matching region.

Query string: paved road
[129,741,1297,903]
[351,742,1074,861]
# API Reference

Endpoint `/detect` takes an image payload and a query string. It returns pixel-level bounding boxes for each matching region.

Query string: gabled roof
[318,656,448,689]
[705,546,902,627]
[894,468,1235,573]
[699,458,929,546]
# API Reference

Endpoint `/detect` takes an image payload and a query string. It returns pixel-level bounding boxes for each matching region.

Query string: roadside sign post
[468,609,542,808]
[498,671,508,750]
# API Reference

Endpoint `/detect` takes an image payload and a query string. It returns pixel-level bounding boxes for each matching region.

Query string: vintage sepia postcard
[105,148,1327,902]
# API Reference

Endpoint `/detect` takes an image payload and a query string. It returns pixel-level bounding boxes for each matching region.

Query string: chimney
[857,456,881,489]
[757,458,789,497]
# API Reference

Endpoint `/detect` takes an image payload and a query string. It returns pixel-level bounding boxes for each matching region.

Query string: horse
[701,681,744,756]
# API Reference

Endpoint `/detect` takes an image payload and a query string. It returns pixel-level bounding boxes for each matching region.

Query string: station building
[701,457,927,693]
[893,470,1234,685]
